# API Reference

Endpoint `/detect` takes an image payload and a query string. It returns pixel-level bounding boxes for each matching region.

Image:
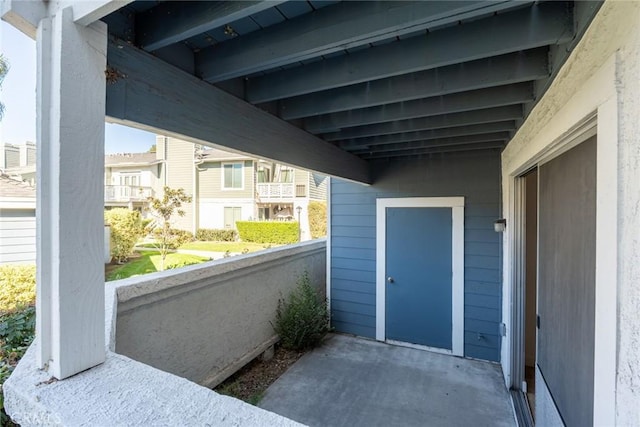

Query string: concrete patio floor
[259,334,516,427]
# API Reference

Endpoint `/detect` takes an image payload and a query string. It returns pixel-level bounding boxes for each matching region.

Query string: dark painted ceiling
[103,1,601,161]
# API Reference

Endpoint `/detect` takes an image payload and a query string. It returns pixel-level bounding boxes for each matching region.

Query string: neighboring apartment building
[0,142,36,185]
[107,136,327,240]
[0,142,37,264]
[104,152,162,211]
[0,173,36,265]
[2,140,326,241]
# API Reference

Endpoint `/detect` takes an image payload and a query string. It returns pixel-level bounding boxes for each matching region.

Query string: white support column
[35,7,107,379]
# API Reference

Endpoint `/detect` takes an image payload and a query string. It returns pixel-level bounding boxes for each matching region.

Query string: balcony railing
[105,185,154,202]
[256,182,295,200]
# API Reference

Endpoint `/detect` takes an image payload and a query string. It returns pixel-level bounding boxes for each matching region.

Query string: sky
[0,21,156,154]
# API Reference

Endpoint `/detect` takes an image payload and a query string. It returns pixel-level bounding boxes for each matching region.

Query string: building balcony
[105,185,154,203]
[256,182,295,200]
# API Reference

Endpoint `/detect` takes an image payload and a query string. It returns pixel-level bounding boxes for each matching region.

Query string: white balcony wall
[257,182,295,200]
[114,240,326,387]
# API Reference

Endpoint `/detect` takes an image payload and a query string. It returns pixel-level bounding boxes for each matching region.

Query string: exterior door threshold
[386,339,453,356]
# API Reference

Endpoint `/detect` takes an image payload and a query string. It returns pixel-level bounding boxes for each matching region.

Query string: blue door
[385,207,453,349]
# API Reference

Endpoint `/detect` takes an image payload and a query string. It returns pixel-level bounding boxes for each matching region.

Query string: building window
[258,207,270,220]
[118,173,140,187]
[279,167,294,183]
[257,166,270,183]
[223,163,243,189]
[224,207,242,229]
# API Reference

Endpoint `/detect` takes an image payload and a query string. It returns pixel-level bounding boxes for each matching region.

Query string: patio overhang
[3,0,602,184]
[1,0,615,423]
[96,0,601,169]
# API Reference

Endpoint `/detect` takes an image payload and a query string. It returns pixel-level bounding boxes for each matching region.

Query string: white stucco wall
[5,243,326,426]
[500,2,640,425]
[5,345,303,427]
[614,4,640,423]
[198,198,255,229]
[115,240,326,388]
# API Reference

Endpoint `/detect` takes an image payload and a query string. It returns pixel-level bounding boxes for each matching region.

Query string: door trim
[375,197,465,356]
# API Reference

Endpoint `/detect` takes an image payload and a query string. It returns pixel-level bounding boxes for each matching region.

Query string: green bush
[141,218,155,235]
[308,201,327,239]
[152,228,194,249]
[0,305,35,425]
[165,258,204,270]
[195,228,238,242]
[0,265,36,313]
[105,208,144,263]
[273,272,328,350]
[236,221,298,244]
[0,265,37,423]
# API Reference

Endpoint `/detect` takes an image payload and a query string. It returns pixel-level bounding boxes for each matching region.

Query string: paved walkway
[259,334,516,427]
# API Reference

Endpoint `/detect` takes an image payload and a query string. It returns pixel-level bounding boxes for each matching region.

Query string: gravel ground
[214,344,306,405]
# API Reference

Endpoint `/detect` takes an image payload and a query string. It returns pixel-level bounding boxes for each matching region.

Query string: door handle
[387,276,395,284]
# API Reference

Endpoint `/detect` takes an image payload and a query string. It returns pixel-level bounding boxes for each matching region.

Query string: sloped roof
[200,148,252,161]
[105,152,159,166]
[0,174,36,199]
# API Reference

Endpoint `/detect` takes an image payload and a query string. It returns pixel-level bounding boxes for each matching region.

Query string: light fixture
[296,206,303,242]
[494,218,506,233]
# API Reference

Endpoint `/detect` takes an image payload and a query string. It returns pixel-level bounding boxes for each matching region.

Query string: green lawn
[107,251,210,281]
[179,241,278,253]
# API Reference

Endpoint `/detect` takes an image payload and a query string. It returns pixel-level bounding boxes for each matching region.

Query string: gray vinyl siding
[293,169,308,197]
[25,146,36,166]
[198,160,254,199]
[0,209,36,264]
[294,169,307,186]
[165,138,195,231]
[309,173,328,201]
[330,150,502,361]
[4,148,19,169]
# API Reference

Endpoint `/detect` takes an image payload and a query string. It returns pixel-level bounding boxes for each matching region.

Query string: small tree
[146,187,192,271]
[0,55,9,120]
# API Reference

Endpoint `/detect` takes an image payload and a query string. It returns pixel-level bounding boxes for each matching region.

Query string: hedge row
[195,228,238,242]
[236,221,298,244]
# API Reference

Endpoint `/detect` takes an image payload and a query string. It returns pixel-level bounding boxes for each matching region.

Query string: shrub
[0,265,37,423]
[141,218,155,235]
[308,201,327,239]
[236,221,298,244]
[152,228,194,249]
[0,265,36,313]
[165,258,203,270]
[0,305,35,425]
[195,228,237,242]
[105,208,144,263]
[273,272,328,350]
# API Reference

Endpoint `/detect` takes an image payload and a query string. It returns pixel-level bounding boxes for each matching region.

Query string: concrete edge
[203,335,280,389]
[4,344,304,427]
[113,239,326,312]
